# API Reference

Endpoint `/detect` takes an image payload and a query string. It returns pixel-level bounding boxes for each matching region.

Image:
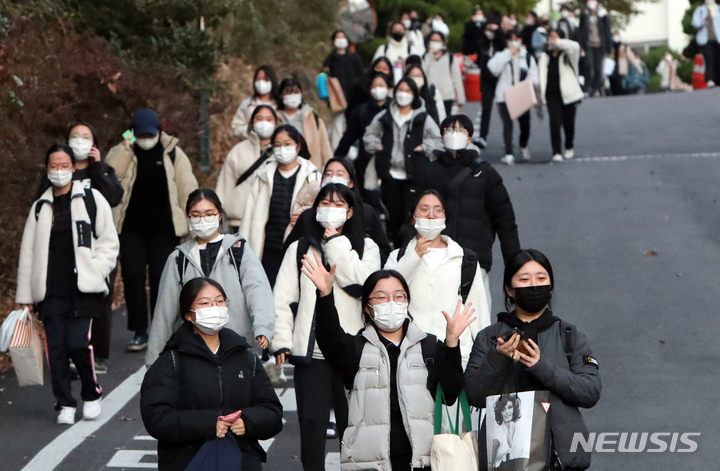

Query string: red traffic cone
[693,54,707,90]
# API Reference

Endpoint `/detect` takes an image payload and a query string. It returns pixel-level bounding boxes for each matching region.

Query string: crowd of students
[14,5,603,471]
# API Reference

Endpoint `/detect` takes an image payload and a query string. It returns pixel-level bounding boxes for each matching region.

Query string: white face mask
[414,217,446,240]
[48,170,73,188]
[189,215,220,240]
[509,19,518,27]
[253,121,275,139]
[136,135,159,150]
[429,41,444,52]
[485,30,496,39]
[509,40,522,50]
[321,175,349,187]
[274,145,298,165]
[335,37,349,49]
[443,132,469,151]
[68,138,93,161]
[432,19,448,33]
[474,15,485,23]
[402,19,411,29]
[371,301,409,332]
[191,306,229,335]
[395,91,414,107]
[587,1,598,10]
[411,77,424,89]
[255,80,272,95]
[561,10,570,18]
[316,207,348,229]
[283,93,303,109]
[371,86,389,101]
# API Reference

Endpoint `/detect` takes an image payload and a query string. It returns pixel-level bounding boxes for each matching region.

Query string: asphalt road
[2,88,719,470]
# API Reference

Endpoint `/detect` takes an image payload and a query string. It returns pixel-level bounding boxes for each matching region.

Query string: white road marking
[133,436,157,441]
[572,152,720,163]
[106,450,157,468]
[21,366,146,471]
[326,452,341,470]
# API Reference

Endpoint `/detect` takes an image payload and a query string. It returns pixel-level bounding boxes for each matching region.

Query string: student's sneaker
[708,80,716,88]
[552,154,564,162]
[83,398,102,420]
[125,335,148,352]
[500,154,515,165]
[57,406,76,425]
[564,148,575,160]
[475,137,487,149]
[95,360,108,375]
[326,422,338,439]
[521,147,531,160]
[69,360,79,380]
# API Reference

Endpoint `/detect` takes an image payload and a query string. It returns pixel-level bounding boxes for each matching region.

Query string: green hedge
[641,45,693,93]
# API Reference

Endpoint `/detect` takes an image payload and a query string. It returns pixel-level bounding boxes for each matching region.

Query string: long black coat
[419,149,520,271]
[140,324,283,471]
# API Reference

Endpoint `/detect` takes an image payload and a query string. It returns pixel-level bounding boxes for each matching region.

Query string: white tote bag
[431,386,479,471]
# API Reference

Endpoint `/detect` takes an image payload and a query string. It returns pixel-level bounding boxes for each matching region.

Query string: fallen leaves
[644,250,659,257]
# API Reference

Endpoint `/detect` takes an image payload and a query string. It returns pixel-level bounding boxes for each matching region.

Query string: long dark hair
[253,65,279,100]
[36,143,76,199]
[178,277,228,324]
[68,122,100,148]
[398,189,447,246]
[271,124,311,160]
[249,104,279,126]
[277,77,304,111]
[323,157,363,202]
[394,76,422,109]
[503,249,555,310]
[361,269,412,324]
[185,188,228,234]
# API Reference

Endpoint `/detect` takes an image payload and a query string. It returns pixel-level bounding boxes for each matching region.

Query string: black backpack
[176,239,246,285]
[395,245,478,304]
[294,237,364,299]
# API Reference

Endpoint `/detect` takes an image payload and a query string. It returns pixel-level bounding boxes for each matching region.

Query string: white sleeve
[488,50,512,77]
[271,242,301,354]
[91,190,120,279]
[15,204,38,304]
[465,262,491,341]
[324,236,381,288]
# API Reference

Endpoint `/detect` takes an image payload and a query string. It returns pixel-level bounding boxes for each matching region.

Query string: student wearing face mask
[363,77,443,248]
[464,249,601,471]
[322,30,365,150]
[487,29,539,165]
[217,105,279,231]
[373,22,422,83]
[521,11,539,55]
[272,184,380,471]
[418,115,520,314]
[141,278,283,471]
[145,189,275,367]
[240,125,320,286]
[285,157,391,264]
[106,108,199,352]
[345,56,394,115]
[423,32,467,117]
[404,60,445,125]
[399,12,426,55]
[693,0,720,87]
[305,264,470,471]
[384,190,489,360]
[277,78,333,170]
[558,4,578,41]
[231,65,279,141]
[16,144,119,425]
[578,0,612,97]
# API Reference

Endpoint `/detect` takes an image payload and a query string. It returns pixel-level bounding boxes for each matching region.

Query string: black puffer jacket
[419,149,520,271]
[140,323,283,471]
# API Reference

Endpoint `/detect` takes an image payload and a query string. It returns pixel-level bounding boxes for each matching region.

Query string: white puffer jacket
[537,39,584,105]
[216,133,273,227]
[384,236,490,360]
[16,182,119,304]
[342,322,435,470]
[239,158,319,259]
[271,236,380,362]
[487,47,540,103]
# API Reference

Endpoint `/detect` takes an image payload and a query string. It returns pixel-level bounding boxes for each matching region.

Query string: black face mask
[391,32,405,42]
[512,285,552,313]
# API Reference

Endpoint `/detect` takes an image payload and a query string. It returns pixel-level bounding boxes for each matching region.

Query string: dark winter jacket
[335,100,388,158]
[323,51,365,98]
[464,310,601,470]
[578,9,612,54]
[463,22,507,85]
[140,324,283,471]
[419,149,520,271]
[35,161,124,208]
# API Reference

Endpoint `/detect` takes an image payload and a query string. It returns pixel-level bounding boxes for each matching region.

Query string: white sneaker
[564,148,575,159]
[476,137,487,149]
[500,154,515,165]
[708,80,716,88]
[83,399,101,420]
[521,147,531,160]
[57,406,76,425]
[552,154,564,162]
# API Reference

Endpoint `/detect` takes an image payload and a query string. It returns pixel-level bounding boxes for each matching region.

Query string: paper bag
[9,310,44,387]
[327,76,348,113]
[431,387,479,471]
[504,78,537,120]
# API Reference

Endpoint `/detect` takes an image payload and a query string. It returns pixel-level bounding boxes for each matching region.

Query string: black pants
[585,46,605,93]
[547,97,577,155]
[294,359,348,471]
[44,296,102,408]
[443,100,454,118]
[497,103,531,155]
[91,266,116,360]
[381,178,416,248]
[119,230,178,335]
[702,41,720,83]
[480,76,498,139]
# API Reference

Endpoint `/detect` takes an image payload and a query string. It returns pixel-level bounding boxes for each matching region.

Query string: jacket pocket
[76,221,92,248]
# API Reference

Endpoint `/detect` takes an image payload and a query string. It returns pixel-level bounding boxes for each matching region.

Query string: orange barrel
[464,71,481,102]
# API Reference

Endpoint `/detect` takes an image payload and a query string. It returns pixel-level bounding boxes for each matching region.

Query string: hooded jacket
[16,182,119,313]
[538,39,584,105]
[231,96,278,141]
[146,233,275,366]
[384,236,490,360]
[140,323,283,471]
[278,104,333,170]
[106,132,198,237]
[216,133,273,227]
[464,312,601,470]
[372,37,421,67]
[419,149,520,272]
[423,50,467,105]
[487,47,540,103]
[239,158,320,259]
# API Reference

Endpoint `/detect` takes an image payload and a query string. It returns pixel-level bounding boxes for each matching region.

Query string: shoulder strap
[229,240,246,282]
[236,150,272,187]
[384,44,389,55]
[169,148,176,164]
[559,320,576,365]
[397,246,407,260]
[295,238,312,287]
[34,200,47,222]
[448,51,454,71]
[447,166,473,195]
[170,349,180,372]
[407,43,412,54]
[83,189,97,238]
[459,248,478,304]
[313,112,320,128]
[176,252,189,284]
[420,334,439,367]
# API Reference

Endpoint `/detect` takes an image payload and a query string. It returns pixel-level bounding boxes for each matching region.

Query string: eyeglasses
[189,213,219,223]
[194,297,228,309]
[415,207,445,217]
[369,293,408,304]
[442,127,470,136]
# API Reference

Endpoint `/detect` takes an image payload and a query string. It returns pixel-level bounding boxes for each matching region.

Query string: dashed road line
[572,152,720,163]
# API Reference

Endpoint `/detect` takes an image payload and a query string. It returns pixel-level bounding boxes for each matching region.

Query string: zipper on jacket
[217,365,224,406]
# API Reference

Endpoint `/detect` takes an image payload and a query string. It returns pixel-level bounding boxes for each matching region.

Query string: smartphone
[499,327,527,344]
[122,129,136,144]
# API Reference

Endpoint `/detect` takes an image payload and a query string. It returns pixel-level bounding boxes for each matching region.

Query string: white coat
[230,96,277,140]
[487,48,540,103]
[537,39,584,105]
